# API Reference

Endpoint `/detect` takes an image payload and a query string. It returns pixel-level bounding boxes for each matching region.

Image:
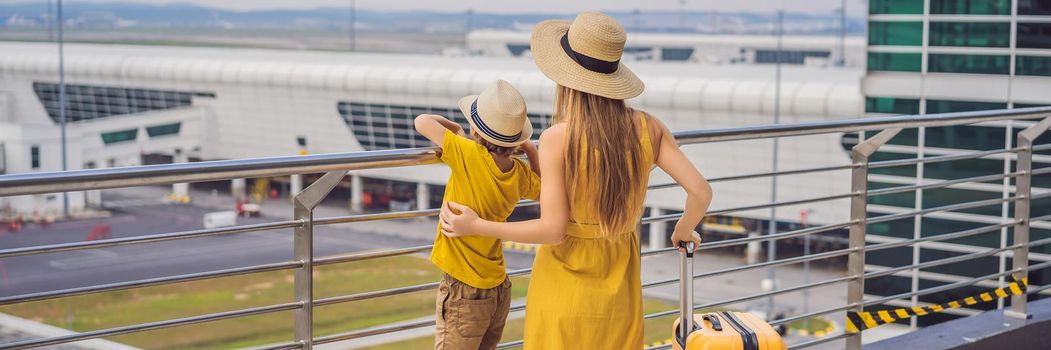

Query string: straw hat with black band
[457,79,533,148]
[530,12,645,100]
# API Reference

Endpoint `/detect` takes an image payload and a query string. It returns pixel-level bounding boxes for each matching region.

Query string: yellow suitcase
[672,243,787,350]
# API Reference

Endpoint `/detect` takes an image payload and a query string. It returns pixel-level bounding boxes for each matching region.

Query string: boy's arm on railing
[414,114,464,146]
[653,117,711,250]
[519,141,541,177]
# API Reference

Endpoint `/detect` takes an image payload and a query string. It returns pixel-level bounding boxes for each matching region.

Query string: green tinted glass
[929,22,1010,47]
[930,0,1010,14]
[870,0,924,14]
[865,97,921,114]
[928,54,1009,74]
[868,52,922,72]
[926,99,1006,114]
[146,123,182,137]
[869,21,923,46]
[1017,56,1051,77]
[100,129,139,145]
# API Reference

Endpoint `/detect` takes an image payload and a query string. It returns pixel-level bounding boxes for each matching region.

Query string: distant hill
[0,2,865,34]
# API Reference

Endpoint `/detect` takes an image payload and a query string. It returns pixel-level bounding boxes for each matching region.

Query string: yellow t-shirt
[431,129,541,289]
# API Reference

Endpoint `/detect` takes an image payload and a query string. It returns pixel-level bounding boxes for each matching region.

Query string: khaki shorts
[435,273,511,350]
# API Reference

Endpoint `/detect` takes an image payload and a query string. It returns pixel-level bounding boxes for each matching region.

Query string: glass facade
[30,146,40,169]
[868,52,922,72]
[865,97,921,114]
[929,22,1010,47]
[1016,56,1051,77]
[1018,23,1051,49]
[661,48,695,61]
[1019,0,1051,15]
[146,123,182,138]
[32,82,212,124]
[925,99,1006,114]
[100,129,139,145]
[928,54,1009,74]
[755,49,830,64]
[337,102,551,151]
[869,21,923,46]
[930,0,1011,14]
[870,0,925,14]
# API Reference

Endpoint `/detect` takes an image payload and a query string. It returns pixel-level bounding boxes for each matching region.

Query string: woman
[439,12,713,349]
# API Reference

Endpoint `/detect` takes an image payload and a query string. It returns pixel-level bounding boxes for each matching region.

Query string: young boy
[414,80,541,350]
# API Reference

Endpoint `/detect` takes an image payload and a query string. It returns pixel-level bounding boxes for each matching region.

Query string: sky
[20,0,869,17]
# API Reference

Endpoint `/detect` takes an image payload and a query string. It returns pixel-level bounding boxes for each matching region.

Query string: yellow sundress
[523,114,654,349]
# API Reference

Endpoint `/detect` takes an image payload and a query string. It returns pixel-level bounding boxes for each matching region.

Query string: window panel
[1020,0,1051,15]
[1018,23,1051,49]
[929,22,1010,47]
[30,145,40,169]
[867,52,922,72]
[870,0,924,14]
[1017,56,1051,77]
[930,0,1010,15]
[928,54,1009,74]
[865,97,920,114]
[869,21,923,46]
[925,99,1006,114]
[146,123,182,138]
[100,129,139,145]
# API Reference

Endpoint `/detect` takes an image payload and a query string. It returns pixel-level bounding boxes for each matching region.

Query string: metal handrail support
[1007,117,1051,320]
[847,128,901,350]
[293,171,348,349]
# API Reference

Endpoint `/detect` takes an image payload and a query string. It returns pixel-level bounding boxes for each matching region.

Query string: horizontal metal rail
[2,107,1048,197]
[868,147,1024,169]
[788,332,850,350]
[865,260,1051,307]
[865,242,1023,280]
[0,302,302,350]
[768,303,859,327]
[867,195,1021,225]
[0,261,302,306]
[867,171,1022,197]
[645,275,857,320]
[643,248,857,290]
[865,220,1020,252]
[0,220,300,259]
[649,163,860,190]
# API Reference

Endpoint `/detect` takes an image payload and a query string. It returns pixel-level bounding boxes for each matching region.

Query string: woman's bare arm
[440,125,569,244]
[652,117,712,250]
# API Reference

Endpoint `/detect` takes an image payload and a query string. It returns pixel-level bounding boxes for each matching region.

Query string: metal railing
[1,106,1050,350]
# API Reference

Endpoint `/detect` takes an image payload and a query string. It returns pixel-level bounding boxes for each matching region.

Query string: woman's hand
[670,229,702,252]
[439,201,479,238]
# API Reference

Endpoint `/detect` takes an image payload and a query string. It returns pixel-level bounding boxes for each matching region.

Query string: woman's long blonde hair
[554,85,648,237]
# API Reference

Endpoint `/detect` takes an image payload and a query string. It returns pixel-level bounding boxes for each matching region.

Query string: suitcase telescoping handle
[679,241,696,340]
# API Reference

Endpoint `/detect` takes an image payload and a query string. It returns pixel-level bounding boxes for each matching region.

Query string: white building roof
[468,29,866,50]
[0,41,863,117]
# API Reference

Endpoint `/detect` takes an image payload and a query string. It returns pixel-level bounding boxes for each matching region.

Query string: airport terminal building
[0,41,863,242]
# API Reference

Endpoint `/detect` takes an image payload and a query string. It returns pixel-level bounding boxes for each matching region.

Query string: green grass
[361,298,682,349]
[0,254,530,350]
[788,316,834,334]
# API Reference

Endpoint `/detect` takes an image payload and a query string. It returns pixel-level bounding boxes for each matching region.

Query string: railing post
[1008,117,1051,319]
[847,128,900,350]
[292,171,348,349]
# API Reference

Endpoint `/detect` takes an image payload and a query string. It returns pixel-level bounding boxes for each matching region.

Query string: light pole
[837,0,847,66]
[349,0,356,51]
[58,0,69,217]
[766,7,784,318]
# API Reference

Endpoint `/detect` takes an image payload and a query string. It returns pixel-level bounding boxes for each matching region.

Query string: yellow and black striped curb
[502,241,539,253]
[847,276,1028,333]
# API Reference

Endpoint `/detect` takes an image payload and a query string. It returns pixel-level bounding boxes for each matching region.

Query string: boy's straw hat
[529,12,644,100]
[457,80,533,147]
